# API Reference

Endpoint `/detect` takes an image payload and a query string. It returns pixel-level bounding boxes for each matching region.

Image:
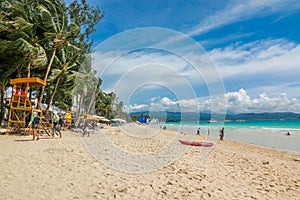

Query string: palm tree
[36,0,75,104]
[72,55,98,118]
[45,43,81,114]
[95,92,116,119]
[0,0,48,77]
[1,0,104,121]
[0,73,10,125]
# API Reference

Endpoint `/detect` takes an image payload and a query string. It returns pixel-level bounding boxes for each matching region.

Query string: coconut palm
[0,0,48,77]
[1,0,106,123]
[95,92,116,119]
[36,0,79,104]
[45,43,81,114]
[72,55,98,118]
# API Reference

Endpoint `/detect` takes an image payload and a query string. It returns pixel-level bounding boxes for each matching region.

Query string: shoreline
[159,122,300,154]
[224,138,300,156]
[203,133,300,156]
[2,122,299,155]
[1,123,299,156]
[1,123,300,156]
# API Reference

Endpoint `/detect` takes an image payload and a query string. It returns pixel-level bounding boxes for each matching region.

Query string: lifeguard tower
[6,77,52,135]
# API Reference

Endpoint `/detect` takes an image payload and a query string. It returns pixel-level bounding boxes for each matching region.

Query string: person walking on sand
[52,111,60,138]
[57,114,63,138]
[219,127,224,140]
[29,111,40,141]
[82,114,90,137]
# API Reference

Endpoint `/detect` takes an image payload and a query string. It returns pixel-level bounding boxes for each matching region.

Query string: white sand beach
[0,124,299,199]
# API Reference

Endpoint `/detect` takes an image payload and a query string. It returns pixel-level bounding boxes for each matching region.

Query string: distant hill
[226,112,300,120]
[130,111,300,122]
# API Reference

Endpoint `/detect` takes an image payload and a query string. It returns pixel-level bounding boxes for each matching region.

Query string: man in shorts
[30,111,40,141]
[52,111,61,138]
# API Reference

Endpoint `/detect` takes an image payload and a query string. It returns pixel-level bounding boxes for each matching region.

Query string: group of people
[29,111,63,141]
[196,127,224,140]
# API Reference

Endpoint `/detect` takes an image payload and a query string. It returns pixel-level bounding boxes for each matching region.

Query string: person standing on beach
[219,127,224,140]
[66,111,73,129]
[83,114,90,137]
[196,127,200,135]
[52,111,60,138]
[57,115,63,138]
[30,111,40,141]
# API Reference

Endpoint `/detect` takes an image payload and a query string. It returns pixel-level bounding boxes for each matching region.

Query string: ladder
[6,77,52,136]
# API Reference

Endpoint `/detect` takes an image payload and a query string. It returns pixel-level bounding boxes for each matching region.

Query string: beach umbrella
[91,115,106,120]
[111,118,127,123]
[100,118,110,122]
[79,114,103,121]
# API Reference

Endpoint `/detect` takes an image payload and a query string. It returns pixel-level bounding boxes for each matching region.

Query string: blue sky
[69,0,300,113]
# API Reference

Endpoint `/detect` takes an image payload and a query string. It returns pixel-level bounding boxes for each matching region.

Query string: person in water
[286,132,291,136]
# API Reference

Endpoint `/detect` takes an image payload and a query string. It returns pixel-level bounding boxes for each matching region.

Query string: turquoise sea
[161,119,300,153]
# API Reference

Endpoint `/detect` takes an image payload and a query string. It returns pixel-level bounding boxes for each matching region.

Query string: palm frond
[14,37,37,54]
[32,46,47,67]
[37,4,57,33]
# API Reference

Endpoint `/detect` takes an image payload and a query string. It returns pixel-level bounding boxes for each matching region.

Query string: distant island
[130,111,300,122]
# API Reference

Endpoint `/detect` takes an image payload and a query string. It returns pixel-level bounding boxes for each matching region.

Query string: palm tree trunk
[46,75,61,115]
[75,94,85,125]
[0,83,6,126]
[87,93,95,114]
[39,47,56,104]
[76,95,79,118]
[78,93,85,117]
[27,63,31,78]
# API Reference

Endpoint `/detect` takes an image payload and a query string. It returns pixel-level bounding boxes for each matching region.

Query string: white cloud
[93,50,188,77]
[210,38,297,66]
[199,32,255,48]
[90,27,300,114]
[92,37,300,111]
[92,49,222,98]
[128,88,300,113]
[246,83,300,100]
[126,97,200,113]
[188,0,300,37]
[209,38,300,99]
[209,89,300,113]
[126,104,148,112]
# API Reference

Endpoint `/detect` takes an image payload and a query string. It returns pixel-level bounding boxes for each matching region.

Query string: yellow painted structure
[6,77,52,135]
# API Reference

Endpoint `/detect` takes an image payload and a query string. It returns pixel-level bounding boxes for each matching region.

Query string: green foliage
[0,0,125,124]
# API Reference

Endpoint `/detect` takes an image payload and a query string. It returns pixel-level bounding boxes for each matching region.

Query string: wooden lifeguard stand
[6,77,52,135]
